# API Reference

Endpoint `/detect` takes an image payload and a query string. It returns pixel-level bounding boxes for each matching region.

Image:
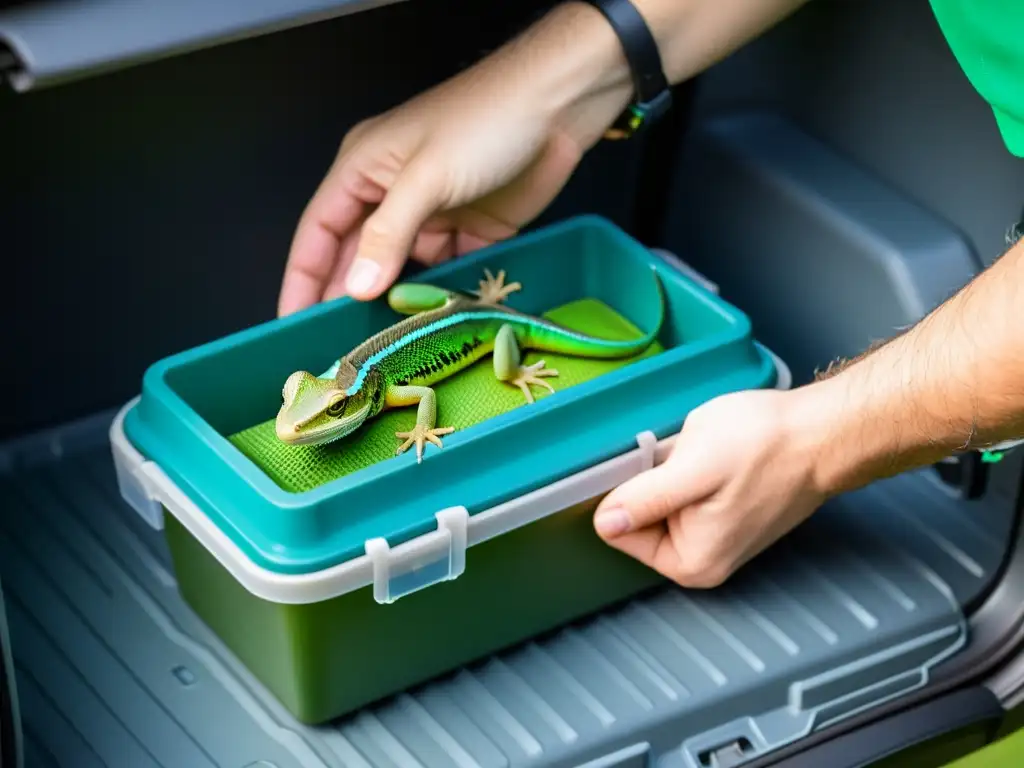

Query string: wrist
[783,371,914,499]
[795,335,971,498]
[519,2,635,150]
[776,382,847,498]
[790,376,879,498]
[497,0,813,150]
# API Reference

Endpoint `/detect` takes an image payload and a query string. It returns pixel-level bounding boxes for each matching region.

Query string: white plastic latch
[635,430,658,473]
[364,506,470,605]
[109,398,166,530]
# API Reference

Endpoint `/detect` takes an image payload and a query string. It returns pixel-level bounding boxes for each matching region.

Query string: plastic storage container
[112,215,788,724]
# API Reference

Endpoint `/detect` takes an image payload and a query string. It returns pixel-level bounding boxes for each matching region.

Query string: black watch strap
[586,0,672,139]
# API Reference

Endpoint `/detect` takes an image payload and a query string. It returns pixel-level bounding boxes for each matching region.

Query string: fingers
[346,162,444,300]
[454,231,495,256]
[594,442,721,539]
[592,429,725,585]
[410,230,455,266]
[599,520,684,582]
[612,510,739,589]
[320,227,364,304]
[278,172,366,317]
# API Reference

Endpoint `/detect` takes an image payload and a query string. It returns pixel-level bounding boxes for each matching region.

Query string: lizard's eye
[326,395,348,418]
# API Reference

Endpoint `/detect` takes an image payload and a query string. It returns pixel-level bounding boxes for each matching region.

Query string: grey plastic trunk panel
[665,111,982,388]
[0,0,406,92]
[0,411,1012,768]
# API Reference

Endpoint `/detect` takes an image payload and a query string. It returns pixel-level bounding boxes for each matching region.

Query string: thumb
[346,162,443,300]
[594,448,721,541]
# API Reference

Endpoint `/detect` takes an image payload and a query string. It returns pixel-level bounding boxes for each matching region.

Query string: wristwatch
[585,0,672,139]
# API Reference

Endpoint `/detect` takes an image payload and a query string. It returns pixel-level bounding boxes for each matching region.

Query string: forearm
[803,235,1024,495]
[469,0,811,150]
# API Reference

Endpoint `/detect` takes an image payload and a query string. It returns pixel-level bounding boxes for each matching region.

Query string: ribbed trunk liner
[0,411,1012,768]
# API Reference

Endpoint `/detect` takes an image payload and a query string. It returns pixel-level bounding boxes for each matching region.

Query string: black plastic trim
[768,688,1002,768]
[630,80,696,245]
[931,453,989,501]
[0,46,16,74]
[744,458,1024,767]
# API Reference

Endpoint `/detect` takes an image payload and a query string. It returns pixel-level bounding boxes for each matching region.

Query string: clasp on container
[364,506,469,605]
[635,430,657,473]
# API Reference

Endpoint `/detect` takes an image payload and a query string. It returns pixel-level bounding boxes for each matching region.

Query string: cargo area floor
[0,410,1014,768]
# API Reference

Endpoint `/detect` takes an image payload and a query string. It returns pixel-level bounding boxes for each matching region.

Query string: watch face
[603,106,646,140]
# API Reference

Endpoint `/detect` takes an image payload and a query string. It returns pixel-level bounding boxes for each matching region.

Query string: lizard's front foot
[471,268,521,305]
[510,360,559,404]
[395,424,456,464]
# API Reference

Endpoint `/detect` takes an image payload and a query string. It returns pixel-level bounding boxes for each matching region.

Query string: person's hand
[593,387,829,588]
[276,0,821,315]
[277,84,579,315]
[277,4,632,316]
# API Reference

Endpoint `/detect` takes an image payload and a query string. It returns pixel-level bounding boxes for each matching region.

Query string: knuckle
[361,218,397,247]
[695,565,731,589]
[645,490,677,521]
[345,115,380,144]
[686,402,713,424]
[671,550,732,589]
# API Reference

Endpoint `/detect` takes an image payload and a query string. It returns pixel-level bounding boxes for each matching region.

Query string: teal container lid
[123,216,777,575]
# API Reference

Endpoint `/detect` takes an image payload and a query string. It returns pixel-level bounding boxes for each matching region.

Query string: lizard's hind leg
[388,385,456,463]
[493,324,559,404]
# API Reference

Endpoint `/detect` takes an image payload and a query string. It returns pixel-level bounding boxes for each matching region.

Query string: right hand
[277,4,631,316]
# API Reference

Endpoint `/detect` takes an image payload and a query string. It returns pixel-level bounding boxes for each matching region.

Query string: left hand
[593,387,829,588]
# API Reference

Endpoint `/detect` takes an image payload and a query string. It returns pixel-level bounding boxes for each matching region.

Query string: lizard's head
[275,370,372,446]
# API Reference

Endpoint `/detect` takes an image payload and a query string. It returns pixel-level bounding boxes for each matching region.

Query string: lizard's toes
[533,377,556,393]
[511,363,560,404]
[394,433,414,456]
[474,268,521,304]
[395,426,456,460]
[425,427,454,449]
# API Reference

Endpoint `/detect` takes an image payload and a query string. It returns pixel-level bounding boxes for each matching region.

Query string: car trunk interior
[2,0,1024,766]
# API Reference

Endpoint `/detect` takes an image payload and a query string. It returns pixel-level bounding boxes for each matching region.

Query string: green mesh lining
[229,298,663,493]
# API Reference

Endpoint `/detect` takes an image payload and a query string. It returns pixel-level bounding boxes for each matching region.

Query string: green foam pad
[229,297,663,493]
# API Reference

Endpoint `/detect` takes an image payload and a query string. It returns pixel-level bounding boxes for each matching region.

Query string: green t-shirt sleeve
[930,0,1024,157]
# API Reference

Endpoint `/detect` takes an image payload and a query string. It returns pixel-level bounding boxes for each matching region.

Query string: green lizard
[275,268,665,462]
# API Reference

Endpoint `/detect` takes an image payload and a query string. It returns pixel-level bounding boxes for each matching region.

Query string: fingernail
[594,507,630,537]
[346,258,380,296]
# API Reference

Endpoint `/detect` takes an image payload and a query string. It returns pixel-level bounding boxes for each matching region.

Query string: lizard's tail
[525,266,666,359]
